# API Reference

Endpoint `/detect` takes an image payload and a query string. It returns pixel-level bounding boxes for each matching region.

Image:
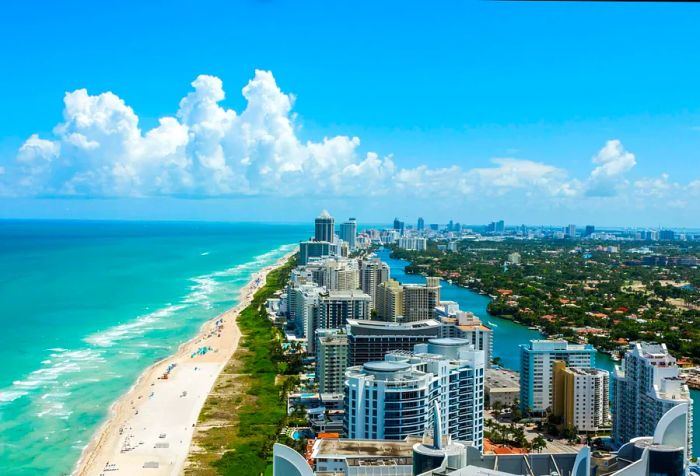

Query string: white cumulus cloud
[5,70,384,198]
[585,139,636,196]
[1,71,698,212]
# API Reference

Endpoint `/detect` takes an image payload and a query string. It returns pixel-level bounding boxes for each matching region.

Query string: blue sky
[1,0,699,226]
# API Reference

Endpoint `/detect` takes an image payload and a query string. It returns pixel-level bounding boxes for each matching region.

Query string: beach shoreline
[73,249,296,476]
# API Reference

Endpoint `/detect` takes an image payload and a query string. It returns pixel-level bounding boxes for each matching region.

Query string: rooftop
[313,437,418,458]
[485,368,520,389]
[347,318,440,330]
[566,367,609,377]
[363,361,411,373]
[429,337,471,346]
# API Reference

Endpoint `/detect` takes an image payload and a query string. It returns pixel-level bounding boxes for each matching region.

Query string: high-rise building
[315,210,335,242]
[417,217,425,231]
[375,279,404,322]
[339,218,357,250]
[393,218,405,235]
[552,361,609,432]
[359,258,389,310]
[643,230,659,241]
[584,225,595,237]
[316,329,348,394]
[402,277,440,322]
[344,360,433,441]
[435,302,493,368]
[487,220,506,234]
[612,342,693,453]
[344,338,484,446]
[302,257,359,291]
[566,224,577,238]
[299,240,339,265]
[317,290,371,331]
[397,236,427,251]
[346,318,441,366]
[659,229,676,241]
[287,283,324,344]
[519,340,596,414]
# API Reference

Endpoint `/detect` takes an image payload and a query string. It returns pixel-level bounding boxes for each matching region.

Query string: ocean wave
[37,400,71,418]
[184,276,218,308]
[0,348,105,409]
[0,242,296,412]
[83,304,186,347]
[210,243,295,279]
[0,390,28,403]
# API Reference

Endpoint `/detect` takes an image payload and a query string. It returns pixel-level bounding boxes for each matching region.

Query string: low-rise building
[485,368,520,408]
[436,302,493,367]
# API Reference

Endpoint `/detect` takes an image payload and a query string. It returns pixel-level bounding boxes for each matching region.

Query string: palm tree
[492,400,503,418]
[531,435,547,453]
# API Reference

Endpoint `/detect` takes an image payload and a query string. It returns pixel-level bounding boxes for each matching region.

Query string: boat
[487,321,499,328]
[528,326,539,331]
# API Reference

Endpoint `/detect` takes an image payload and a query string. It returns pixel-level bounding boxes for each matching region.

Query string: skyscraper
[552,361,609,432]
[301,257,359,291]
[566,224,577,238]
[612,342,693,453]
[584,225,595,237]
[375,279,404,322]
[346,318,441,367]
[317,290,371,330]
[659,229,676,241]
[519,340,596,414]
[299,240,334,265]
[316,329,348,394]
[417,217,425,231]
[402,277,440,322]
[287,283,324,344]
[339,218,357,250]
[315,210,335,242]
[393,217,405,235]
[359,258,389,310]
[344,338,484,446]
[397,236,427,251]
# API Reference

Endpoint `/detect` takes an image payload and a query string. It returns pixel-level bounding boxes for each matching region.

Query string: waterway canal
[376,248,698,458]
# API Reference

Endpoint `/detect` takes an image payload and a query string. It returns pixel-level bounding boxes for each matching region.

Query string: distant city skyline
[1,1,699,226]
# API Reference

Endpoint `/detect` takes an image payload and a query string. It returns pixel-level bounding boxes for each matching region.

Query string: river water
[376,249,699,457]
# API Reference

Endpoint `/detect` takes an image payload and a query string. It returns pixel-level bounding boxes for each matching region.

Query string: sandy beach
[73,250,295,476]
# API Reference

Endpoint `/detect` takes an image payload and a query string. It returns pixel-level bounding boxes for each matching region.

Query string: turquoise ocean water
[0,220,308,475]
[378,249,700,459]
